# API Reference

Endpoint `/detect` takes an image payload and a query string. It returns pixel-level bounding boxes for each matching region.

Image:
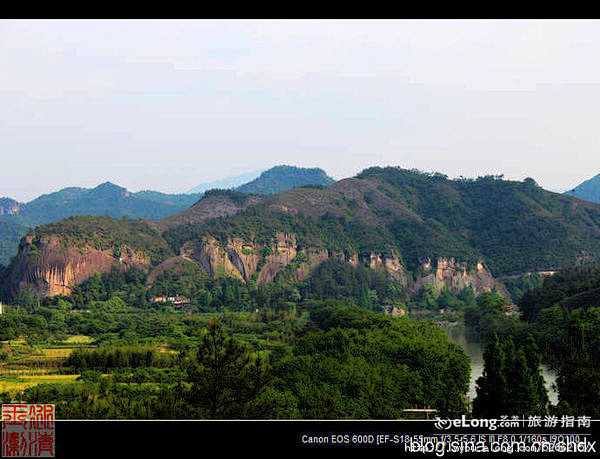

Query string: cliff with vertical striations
[4,216,171,297]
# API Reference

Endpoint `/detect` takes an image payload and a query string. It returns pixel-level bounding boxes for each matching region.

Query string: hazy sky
[2,20,600,201]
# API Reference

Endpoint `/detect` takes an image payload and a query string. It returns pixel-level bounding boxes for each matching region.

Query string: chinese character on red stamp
[2,404,54,457]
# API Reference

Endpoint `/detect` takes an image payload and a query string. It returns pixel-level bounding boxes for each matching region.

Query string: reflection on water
[445,326,558,405]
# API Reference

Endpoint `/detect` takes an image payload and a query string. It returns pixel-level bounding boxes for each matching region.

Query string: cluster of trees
[301,260,405,309]
[519,266,600,321]
[501,273,544,304]
[66,345,173,372]
[473,332,548,417]
[464,291,509,332]
[35,259,415,317]
[518,269,600,393]
[413,284,476,313]
[68,268,149,308]
[50,258,484,322]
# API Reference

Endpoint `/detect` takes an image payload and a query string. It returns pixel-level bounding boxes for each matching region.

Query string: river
[445,325,559,405]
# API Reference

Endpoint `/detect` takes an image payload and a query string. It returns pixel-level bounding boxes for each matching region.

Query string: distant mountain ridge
[186,165,335,196]
[3,182,202,225]
[564,173,600,203]
[0,183,202,265]
[235,165,335,195]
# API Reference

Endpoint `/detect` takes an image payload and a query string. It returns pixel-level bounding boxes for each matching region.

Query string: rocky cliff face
[169,231,505,295]
[256,234,298,284]
[8,235,151,296]
[8,226,508,299]
[414,257,509,297]
[182,236,244,280]
[365,250,409,285]
[179,233,308,284]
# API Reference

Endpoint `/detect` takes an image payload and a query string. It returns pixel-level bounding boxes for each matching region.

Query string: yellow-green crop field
[0,335,97,398]
[27,348,74,359]
[0,334,177,399]
[0,374,80,395]
[63,335,95,344]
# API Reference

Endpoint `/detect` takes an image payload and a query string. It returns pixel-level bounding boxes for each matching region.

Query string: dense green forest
[0,233,597,418]
[356,168,600,274]
[4,250,589,418]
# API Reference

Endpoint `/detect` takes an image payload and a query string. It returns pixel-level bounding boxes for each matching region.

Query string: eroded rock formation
[170,232,505,295]
[414,257,509,297]
[8,235,151,296]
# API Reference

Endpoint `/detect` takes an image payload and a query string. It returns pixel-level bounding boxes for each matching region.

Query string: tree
[473,332,507,417]
[505,347,539,415]
[189,320,270,418]
[476,291,505,313]
[0,316,17,342]
[357,283,371,309]
[556,318,600,417]
[523,335,549,415]
[419,284,438,310]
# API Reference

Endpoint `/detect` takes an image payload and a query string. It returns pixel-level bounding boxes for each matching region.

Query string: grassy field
[0,335,96,398]
[0,334,179,400]
[0,374,80,395]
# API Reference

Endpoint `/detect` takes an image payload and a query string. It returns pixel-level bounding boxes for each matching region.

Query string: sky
[2,19,600,201]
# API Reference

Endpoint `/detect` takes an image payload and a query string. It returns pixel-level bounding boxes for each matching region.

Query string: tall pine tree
[473,332,507,417]
[523,334,549,415]
[505,347,539,415]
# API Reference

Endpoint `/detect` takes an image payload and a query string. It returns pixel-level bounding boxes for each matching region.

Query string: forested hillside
[164,167,600,278]
[5,167,600,300]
